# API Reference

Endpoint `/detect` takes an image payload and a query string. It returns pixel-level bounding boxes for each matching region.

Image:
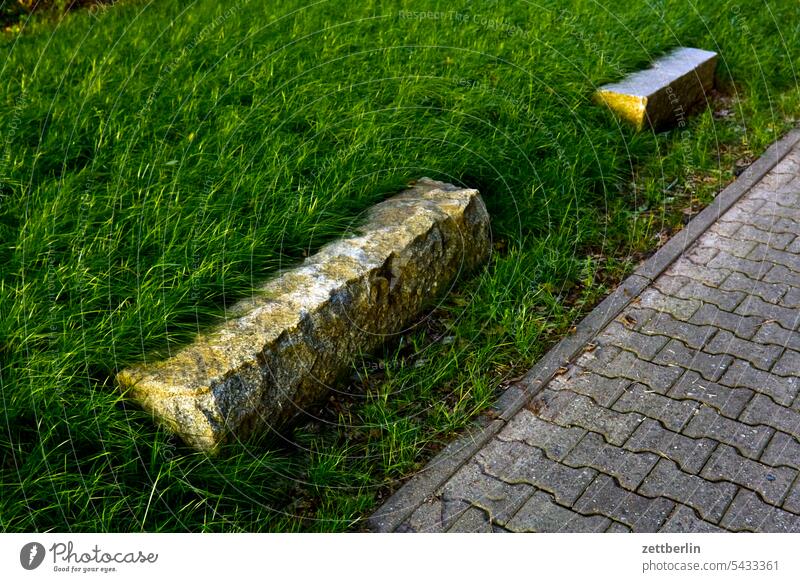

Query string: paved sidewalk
[371,129,800,533]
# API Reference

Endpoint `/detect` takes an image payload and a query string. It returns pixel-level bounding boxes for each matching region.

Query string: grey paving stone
[638,458,737,522]
[783,479,800,514]
[701,444,797,506]
[505,490,611,533]
[729,215,800,238]
[669,370,754,418]
[527,389,645,446]
[725,195,769,217]
[601,350,684,394]
[496,409,587,461]
[683,405,773,459]
[447,506,494,532]
[653,338,732,382]
[638,288,702,320]
[741,394,800,437]
[400,497,454,532]
[719,489,800,532]
[549,368,631,407]
[720,359,800,406]
[697,232,758,261]
[761,431,800,470]
[573,474,675,532]
[666,260,730,285]
[574,345,623,374]
[720,271,789,303]
[764,264,800,289]
[636,310,717,350]
[720,223,795,251]
[708,250,771,279]
[659,504,726,533]
[753,321,800,351]
[596,321,670,359]
[684,245,721,266]
[653,274,745,311]
[439,457,533,528]
[606,522,632,533]
[563,431,659,490]
[749,245,800,275]
[613,383,699,432]
[709,219,742,238]
[690,303,765,339]
[625,418,715,474]
[704,330,783,371]
[478,439,596,505]
[751,200,800,222]
[773,349,800,377]
[735,296,800,331]
[778,286,800,308]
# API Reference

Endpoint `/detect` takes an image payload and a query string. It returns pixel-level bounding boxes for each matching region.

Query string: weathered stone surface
[595,47,717,131]
[118,178,491,452]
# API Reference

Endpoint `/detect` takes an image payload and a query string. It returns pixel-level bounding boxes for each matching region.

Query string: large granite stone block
[117,178,491,453]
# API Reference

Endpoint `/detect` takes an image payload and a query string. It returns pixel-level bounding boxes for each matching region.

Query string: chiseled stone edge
[595,47,718,130]
[368,127,800,532]
[118,178,491,453]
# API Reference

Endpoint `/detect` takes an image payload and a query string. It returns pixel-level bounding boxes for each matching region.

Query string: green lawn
[1,0,798,531]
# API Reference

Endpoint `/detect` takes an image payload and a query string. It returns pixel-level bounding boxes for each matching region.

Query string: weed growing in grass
[1,0,799,531]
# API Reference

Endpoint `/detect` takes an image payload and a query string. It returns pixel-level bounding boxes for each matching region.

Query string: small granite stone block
[595,47,717,131]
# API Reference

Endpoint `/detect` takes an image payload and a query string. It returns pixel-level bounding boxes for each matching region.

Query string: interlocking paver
[573,474,674,532]
[653,274,745,311]
[735,296,800,331]
[563,431,659,490]
[741,394,800,437]
[704,330,783,371]
[761,431,800,470]
[379,136,800,533]
[720,271,788,303]
[612,383,699,432]
[496,408,586,461]
[719,489,800,532]
[478,439,596,506]
[773,349,800,377]
[753,321,800,351]
[720,359,800,406]
[749,243,800,274]
[638,288,701,320]
[601,350,683,394]
[638,458,737,522]
[683,405,774,459]
[783,479,800,513]
[527,389,644,446]
[719,223,795,251]
[635,309,717,350]
[549,369,630,407]
[669,370,754,418]
[505,490,611,533]
[660,504,726,533]
[625,418,716,474]
[764,264,800,289]
[701,444,797,506]
[653,339,732,382]
[596,321,669,359]
[689,303,765,339]
[707,250,770,279]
